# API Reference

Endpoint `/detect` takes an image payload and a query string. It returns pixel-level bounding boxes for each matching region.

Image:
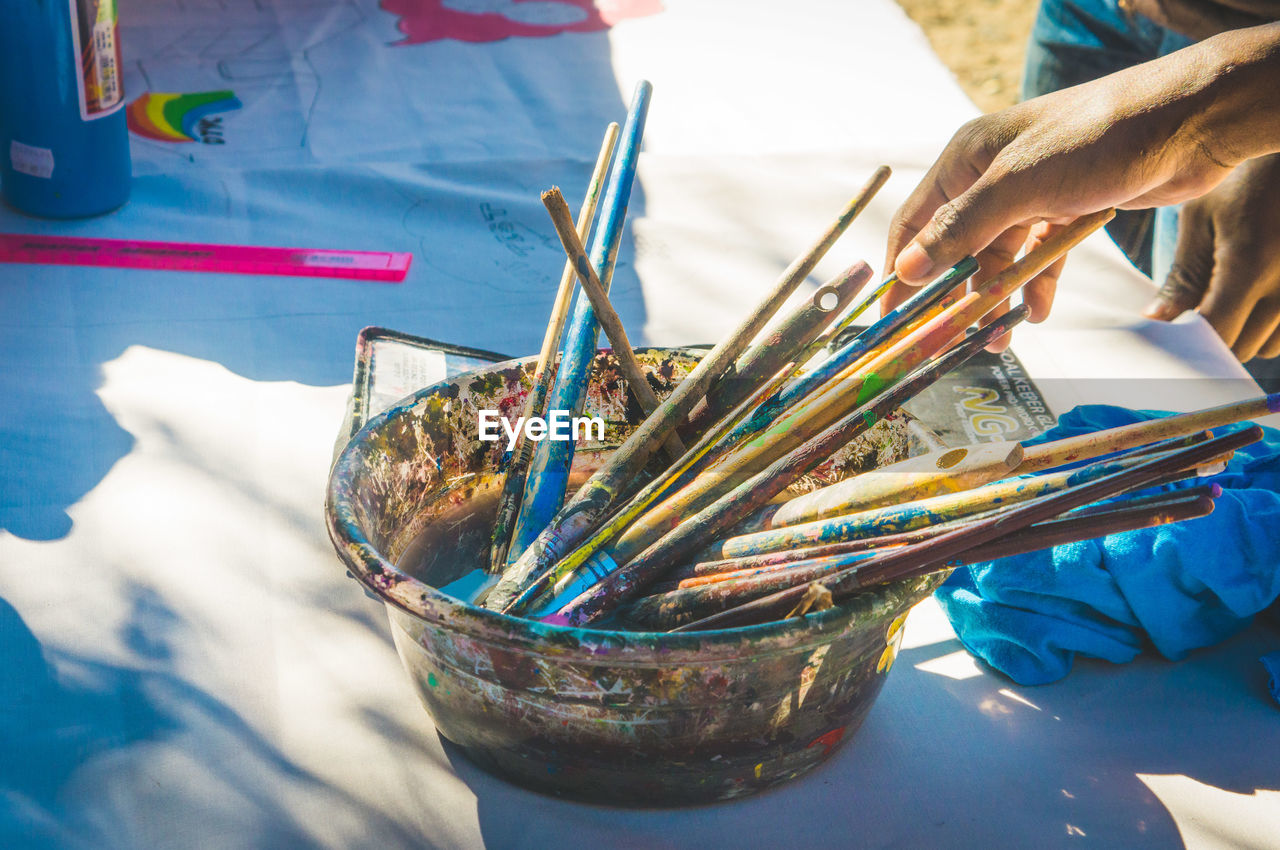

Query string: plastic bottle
[0,0,132,218]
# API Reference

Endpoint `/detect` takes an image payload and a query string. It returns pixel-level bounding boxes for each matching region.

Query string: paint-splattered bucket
[326,348,945,806]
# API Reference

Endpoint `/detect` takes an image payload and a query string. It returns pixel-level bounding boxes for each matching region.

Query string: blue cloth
[1264,653,1280,706]
[936,405,1280,686]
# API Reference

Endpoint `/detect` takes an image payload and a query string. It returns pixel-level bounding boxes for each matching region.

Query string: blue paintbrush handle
[506,81,654,565]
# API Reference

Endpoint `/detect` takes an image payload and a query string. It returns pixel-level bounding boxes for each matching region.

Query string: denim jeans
[1023,0,1193,281]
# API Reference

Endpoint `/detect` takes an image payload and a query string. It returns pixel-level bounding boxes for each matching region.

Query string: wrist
[1187,22,1280,166]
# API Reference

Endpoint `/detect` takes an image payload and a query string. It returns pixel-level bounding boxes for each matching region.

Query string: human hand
[883,26,1280,348]
[1143,153,1280,360]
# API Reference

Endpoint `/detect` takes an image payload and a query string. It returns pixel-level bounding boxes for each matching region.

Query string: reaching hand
[883,23,1280,353]
[1144,153,1280,360]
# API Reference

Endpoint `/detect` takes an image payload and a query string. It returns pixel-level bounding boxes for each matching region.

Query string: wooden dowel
[542,187,686,460]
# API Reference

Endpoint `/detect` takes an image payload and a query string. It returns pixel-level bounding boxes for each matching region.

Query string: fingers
[894,170,1034,285]
[1259,324,1280,360]
[1230,299,1280,361]
[1197,236,1268,358]
[884,119,999,287]
[1144,201,1213,321]
[1020,221,1067,323]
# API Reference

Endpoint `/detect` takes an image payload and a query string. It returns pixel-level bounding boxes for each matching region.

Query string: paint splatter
[806,727,846,757]
[381,0,663,45]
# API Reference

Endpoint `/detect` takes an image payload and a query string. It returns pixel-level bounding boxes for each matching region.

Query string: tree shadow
[416,619,1279,848]
[0,588,442,849]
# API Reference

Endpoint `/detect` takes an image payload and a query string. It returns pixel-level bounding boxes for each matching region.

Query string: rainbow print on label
[126,91,242,142]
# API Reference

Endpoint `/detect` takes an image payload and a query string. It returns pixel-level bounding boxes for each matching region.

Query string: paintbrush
[694,442,1224,564]
[700,257,979,468]
[499,304,862,615]
[501,81,653,573]
[483,167,892,612]
[681,265,870,440]
[673,425,1261,631]
[797,273,900,363]
[627,487,1218,629]
[542,187,686,461]
[1014,396,1280,474]
[746,439,1025,526]
[672,484,1224,592]
[566,214,1111,595]
[487,123,620,572]
[537,305,1032,626]
[676,212,1113,498]
[665,481,1224,587]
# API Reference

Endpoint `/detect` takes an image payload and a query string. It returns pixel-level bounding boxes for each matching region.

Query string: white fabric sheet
[2,1,1276,847]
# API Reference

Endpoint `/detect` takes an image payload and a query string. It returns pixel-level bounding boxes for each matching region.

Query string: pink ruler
[0,233,412,282]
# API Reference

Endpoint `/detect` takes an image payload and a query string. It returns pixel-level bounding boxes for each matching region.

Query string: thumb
[1144,203,1212,321]
[894,175,1027,285]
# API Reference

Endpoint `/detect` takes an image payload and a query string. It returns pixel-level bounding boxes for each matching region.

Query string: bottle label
[10,141,55,179]
[68,0,124,120]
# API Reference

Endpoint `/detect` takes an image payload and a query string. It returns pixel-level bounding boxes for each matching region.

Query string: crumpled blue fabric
[1263,653,1280,707]
[936,405,1280,687]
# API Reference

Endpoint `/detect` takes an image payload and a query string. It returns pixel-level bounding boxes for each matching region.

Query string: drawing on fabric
[381,0,662,44]
[127,92,243,143]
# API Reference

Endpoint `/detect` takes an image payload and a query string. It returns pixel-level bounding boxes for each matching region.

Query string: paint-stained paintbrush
[500,300,860,616]
[483,167,892,612]
[502,81,653,572]
[487,123,620,573]
[694,442,1223,564]
[561,217,1109,599]
[740,439,1024,531]
[1014,396,1280,474]
[538,305,1032,626]
[682,265,869,440]
[542,187,686,460]
[653,212,1114,531]
[627,487,1218,629]
[674,426,1261,631]
[702,257,979,468]
[664,481,1223,587]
